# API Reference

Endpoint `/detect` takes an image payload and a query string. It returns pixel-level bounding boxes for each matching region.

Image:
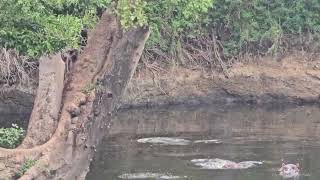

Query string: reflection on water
[86,104,320,180]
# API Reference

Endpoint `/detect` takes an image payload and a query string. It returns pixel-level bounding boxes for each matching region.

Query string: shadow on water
[86,104,320,180]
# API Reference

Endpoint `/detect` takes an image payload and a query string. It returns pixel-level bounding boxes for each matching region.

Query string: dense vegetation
[0,124,25,148]
[1,0,320,63]
[0,0,110,58]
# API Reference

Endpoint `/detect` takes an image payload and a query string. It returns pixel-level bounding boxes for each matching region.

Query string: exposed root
[0,48,37,87]
[144,32,233,79]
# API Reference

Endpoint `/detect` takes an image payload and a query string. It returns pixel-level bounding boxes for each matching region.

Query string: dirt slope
[122,55,320,108]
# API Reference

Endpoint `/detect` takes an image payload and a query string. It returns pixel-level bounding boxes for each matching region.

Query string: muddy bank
[121,55,320,108]
[1,55,320,113]
[110,104,320,138]
[0,86,35,127]
[0,86,34,107]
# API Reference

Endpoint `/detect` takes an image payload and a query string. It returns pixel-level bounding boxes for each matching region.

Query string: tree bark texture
[20,54,65,148]
[0,10,150,180]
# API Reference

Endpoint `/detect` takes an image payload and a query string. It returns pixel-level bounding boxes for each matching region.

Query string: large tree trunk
[0,10,150,179]
[20,54,65,148]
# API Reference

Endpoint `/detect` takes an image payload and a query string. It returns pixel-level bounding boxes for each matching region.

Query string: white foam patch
[193,139,222,144]
[118,172,184,179]
[137,137,191,145]
[191,158,263,169]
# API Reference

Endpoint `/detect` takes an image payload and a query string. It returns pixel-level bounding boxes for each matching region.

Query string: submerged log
[0,10,150,179]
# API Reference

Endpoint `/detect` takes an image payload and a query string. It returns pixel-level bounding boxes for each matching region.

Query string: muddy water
[86,104,320,180]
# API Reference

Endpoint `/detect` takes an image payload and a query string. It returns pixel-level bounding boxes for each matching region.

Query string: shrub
[0,0,110,58]
[121,0,320,65]
[204,0,320,58]
[2,0,320,64]
[0,124,25,148]
[15,159,36,178]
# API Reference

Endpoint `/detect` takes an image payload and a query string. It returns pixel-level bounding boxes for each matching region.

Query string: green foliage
[15,159,36,178]
[2,0,320,61]
[0,0,110,58]
[140,0,320,60]
[204,0,320,57]
[116,0,148,29]
[114,0,213,53]
[144,0,214,50]
[0,124,25,149]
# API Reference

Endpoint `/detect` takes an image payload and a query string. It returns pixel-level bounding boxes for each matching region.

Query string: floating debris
[191,158,263,169]
[137,137,191,146]
[279,163,300,179]
[118,172,184,179]
[193,139,222,144]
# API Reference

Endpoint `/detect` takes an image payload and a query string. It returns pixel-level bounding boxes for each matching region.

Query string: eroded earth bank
[3,54,320,115]
[1,51,320,179]
[122,54,320,108]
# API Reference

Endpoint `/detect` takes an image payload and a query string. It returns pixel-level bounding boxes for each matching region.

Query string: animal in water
[61,49,78,73]
[279,163,300,179]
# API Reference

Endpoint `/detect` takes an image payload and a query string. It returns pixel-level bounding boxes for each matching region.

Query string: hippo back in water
[279,163,300,179]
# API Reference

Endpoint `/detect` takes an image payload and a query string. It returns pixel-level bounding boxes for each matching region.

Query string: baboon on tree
[61,49,78,73]
[80,28,88,49]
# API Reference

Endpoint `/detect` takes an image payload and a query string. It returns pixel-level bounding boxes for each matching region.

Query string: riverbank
[1,53,320,113]
[122,54,320,108]
[0,52,319,179]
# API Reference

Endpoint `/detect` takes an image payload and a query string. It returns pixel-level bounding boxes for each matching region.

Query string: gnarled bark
[20,54,65,148]
[0,10,150,179]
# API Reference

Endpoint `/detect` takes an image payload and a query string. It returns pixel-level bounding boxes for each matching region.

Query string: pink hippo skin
[222,162,239,169]
[279,163,300,179]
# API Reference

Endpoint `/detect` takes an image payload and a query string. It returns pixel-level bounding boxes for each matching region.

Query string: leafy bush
[116,0,148,29]
[1,0,320,63]
[124,0,320,64]
[15,159,36,178]
[143,0,214,52]
[0,0,110,58]
[205,0,320,58]
[0,124,25,148]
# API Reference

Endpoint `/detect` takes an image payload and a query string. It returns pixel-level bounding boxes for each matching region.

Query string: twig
[0,48,37,86]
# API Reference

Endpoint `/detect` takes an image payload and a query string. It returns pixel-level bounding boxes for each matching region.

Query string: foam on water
[137,137,191,145]
[191,158,263,169]
[193,139,222,144]
[118,172,184,179]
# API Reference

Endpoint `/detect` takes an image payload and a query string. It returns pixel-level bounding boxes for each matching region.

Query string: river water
[86,104,320,180]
